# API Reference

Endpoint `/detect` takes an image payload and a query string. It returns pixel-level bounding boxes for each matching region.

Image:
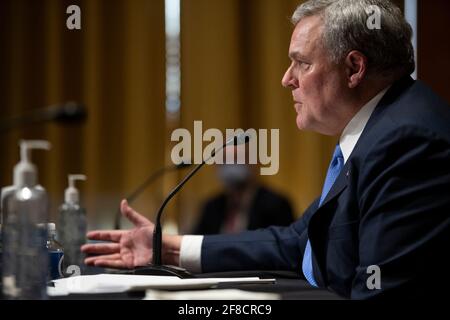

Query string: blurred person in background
[192,146,294,235]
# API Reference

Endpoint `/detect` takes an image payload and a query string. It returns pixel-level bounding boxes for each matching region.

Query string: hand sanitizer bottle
[1,140,51,299]
[58,174,87,275]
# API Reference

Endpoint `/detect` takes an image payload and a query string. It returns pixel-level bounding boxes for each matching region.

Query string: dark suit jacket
[193,186,294,235]
[200,76,450,299]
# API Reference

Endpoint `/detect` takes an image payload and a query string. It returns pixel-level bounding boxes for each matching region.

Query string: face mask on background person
[217,164,252,189]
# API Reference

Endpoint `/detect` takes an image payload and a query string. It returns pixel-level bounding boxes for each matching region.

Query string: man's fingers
[86,230,124,242]
[80,243,120,255]
[97,253,122,261]
[121,199,151,227]
[86,253,121,262]
[93,259,128,269]
[84,255,122,266]
[84,256,100,265]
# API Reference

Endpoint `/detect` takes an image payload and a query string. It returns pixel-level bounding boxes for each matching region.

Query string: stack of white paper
[48,274,276,296]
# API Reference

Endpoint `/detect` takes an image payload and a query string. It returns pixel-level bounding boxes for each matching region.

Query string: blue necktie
[302,144,344,287]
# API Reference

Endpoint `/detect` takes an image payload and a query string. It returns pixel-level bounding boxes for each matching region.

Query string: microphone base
[132,264,196,279]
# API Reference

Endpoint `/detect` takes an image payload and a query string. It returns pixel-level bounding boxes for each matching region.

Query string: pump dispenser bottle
[59,174,87,274]
[1,140,51,299]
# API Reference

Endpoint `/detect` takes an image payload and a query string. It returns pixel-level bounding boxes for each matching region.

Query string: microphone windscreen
[54,102,87,123]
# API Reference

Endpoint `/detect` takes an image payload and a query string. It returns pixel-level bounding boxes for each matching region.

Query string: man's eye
[298,61,310,70]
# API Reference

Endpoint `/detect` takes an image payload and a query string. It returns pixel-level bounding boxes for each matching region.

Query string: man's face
[282,15,350,136]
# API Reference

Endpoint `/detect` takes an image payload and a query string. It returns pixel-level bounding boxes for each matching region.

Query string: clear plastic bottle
[1,140,51,300]
[59,175,87,275]
[46,223,64,281]
[1,141,44,297]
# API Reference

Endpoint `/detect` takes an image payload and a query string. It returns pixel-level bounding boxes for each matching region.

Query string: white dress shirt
[179,87,390,273]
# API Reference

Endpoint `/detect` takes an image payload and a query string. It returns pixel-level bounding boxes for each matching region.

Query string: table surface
[49,269,343,300]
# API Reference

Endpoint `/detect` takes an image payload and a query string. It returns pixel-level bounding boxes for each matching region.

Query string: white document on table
[48,274,276,296]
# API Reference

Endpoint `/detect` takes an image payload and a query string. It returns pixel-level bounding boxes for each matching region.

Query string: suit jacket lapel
[320,163,349,207]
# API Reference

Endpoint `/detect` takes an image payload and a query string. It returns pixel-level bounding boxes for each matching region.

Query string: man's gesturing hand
[81,200,154,269]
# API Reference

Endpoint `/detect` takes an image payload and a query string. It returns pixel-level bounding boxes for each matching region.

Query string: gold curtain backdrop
[0,0,412,232]
[0,0,167,230]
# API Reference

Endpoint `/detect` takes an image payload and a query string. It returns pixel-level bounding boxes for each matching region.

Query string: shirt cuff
[180,235,204,273]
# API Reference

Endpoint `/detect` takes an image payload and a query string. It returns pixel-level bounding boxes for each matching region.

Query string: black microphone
[0,101,87,133]
[114,162,192,230]
[133,132,251,278]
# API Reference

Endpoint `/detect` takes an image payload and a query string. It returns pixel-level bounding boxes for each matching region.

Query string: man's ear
[345,50,367,89]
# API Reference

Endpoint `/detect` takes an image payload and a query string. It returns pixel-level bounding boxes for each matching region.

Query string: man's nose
[281,66,296,89]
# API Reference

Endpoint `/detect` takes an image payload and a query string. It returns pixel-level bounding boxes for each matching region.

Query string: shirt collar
[339,86,390,163]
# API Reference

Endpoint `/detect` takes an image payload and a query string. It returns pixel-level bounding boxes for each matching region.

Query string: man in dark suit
[82,0,450,299]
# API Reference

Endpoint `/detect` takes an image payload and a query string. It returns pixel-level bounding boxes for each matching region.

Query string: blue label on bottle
[49,251,64,280]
